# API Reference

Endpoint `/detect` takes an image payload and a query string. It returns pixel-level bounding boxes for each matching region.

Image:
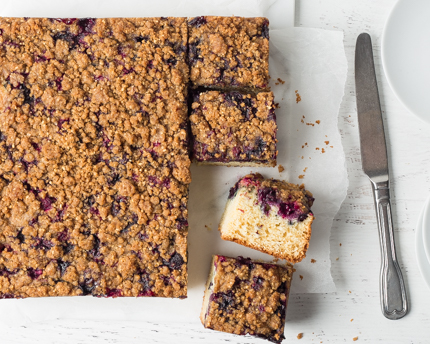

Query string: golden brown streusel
[190,90,277,165]
[201,255,293,343]
[188,16,269,89]
[0,17,190,299]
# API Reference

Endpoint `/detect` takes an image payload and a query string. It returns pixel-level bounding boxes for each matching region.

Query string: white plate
[416,198,430,290]
[422,195,430,263]
[381,0,430,124]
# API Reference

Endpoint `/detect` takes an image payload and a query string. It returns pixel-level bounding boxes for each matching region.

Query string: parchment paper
[0,0,348,326]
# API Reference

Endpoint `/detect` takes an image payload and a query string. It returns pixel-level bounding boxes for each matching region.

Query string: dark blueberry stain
[188,41,202,65]
[31,142,41,151]
[261,20,270,39]
[235,256,254,270]
[107,173,121,186]
[228,180,241,199]
[52,204,67,223]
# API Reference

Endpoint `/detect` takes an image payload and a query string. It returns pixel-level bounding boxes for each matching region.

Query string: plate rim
[381,0,430,125]
[416,197,430,290]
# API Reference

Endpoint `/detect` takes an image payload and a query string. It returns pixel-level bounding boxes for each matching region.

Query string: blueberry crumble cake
[200,255,293,343]
[0,17,190,298]
[188,16,270,90]
[219,174,314,263]
[190,90,277,166]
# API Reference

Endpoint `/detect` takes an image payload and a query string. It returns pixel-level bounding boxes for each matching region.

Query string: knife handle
[372,180,408,320]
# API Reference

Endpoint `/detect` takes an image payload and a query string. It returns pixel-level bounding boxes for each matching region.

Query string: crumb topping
[0,17,190,298]
[190,91,276,164]
[188,16,269,89]
[228,173,314,222]
[204,255,293,343]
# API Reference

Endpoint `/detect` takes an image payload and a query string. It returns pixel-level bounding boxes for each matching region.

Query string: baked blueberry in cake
[190,90,277,166]
[0,17,190,299]
[219,173,314,263]
[188,16,270,90]
[200,255,293,343]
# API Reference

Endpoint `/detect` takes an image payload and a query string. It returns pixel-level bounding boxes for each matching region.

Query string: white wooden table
[4,0,430,342]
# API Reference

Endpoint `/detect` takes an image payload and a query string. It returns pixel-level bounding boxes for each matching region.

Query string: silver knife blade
[355,33,389,183]
[355,33,408,320]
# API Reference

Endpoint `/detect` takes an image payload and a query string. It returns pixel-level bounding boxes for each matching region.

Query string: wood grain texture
[2,0,430,342]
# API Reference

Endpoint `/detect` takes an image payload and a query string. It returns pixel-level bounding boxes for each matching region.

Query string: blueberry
[261,20,270,39]
[57,259,70,275]
[252,276,265,291]
[189,16,207,28]
[31,142,41,151]
[107,173,121,186]
[188,42,202,65]
[52,204,67,223]
[134,35,149,43]
[137,232,148,241]
[40,196,56,212]
[298,213,308,222]
[105,288,122,298]
[62,242,74,255]
[228,181,240,199]
[27,267,43,279]
[211,290,235,311]
[89,235,101,259]
[0,293,15,299]
[16,229,25,244]
[57,118,69,130]
[77,18,96,35]
[84,195,95,208]
[79,277,96,295]
[54,18,77,25]
[176,217,188,231]
[169,252,184,270]
[19,84,33,105]
[33,237,54,250]
[235,256,254,270]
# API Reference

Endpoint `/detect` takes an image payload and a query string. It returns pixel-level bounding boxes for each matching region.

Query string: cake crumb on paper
[295,90,301,103]
[316,120,321,124]
[299,275,304,280]
[350,319,354,322]
[297,333,304,339]
[353,337,358,341]
[340,243,342,246]
[325,141,330,145]
[277,77,285,84]
[205,225,212,231]
[336,257,339,261]
[311,259,316,263]
[322,148,326,153]
[298,175,304,179]
[303,167,307,172]
[278,165,285,173]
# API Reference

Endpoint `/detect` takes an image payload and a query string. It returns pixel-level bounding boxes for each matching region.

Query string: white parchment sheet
[0,0,347,325]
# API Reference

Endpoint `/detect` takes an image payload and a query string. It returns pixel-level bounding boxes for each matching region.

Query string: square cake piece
[0,17,190,298]
[219,174,314,263]
[190,90,277,166]
[200,255,293,343]
[188,16,270,89]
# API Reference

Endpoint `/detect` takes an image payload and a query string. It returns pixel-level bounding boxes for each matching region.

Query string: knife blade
[355,33,408,320]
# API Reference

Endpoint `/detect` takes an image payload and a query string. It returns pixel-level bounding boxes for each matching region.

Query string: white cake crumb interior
[219,187,313,263]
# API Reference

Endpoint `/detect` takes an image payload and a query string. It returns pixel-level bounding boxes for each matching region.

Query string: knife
[355,33,408,320]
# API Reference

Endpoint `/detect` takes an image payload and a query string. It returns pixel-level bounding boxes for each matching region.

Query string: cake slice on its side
[190,90,277,166]
[219,173,314,263]
[200,255,293,343]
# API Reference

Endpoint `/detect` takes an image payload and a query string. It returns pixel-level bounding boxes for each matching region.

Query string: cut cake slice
[219,173,314,263]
